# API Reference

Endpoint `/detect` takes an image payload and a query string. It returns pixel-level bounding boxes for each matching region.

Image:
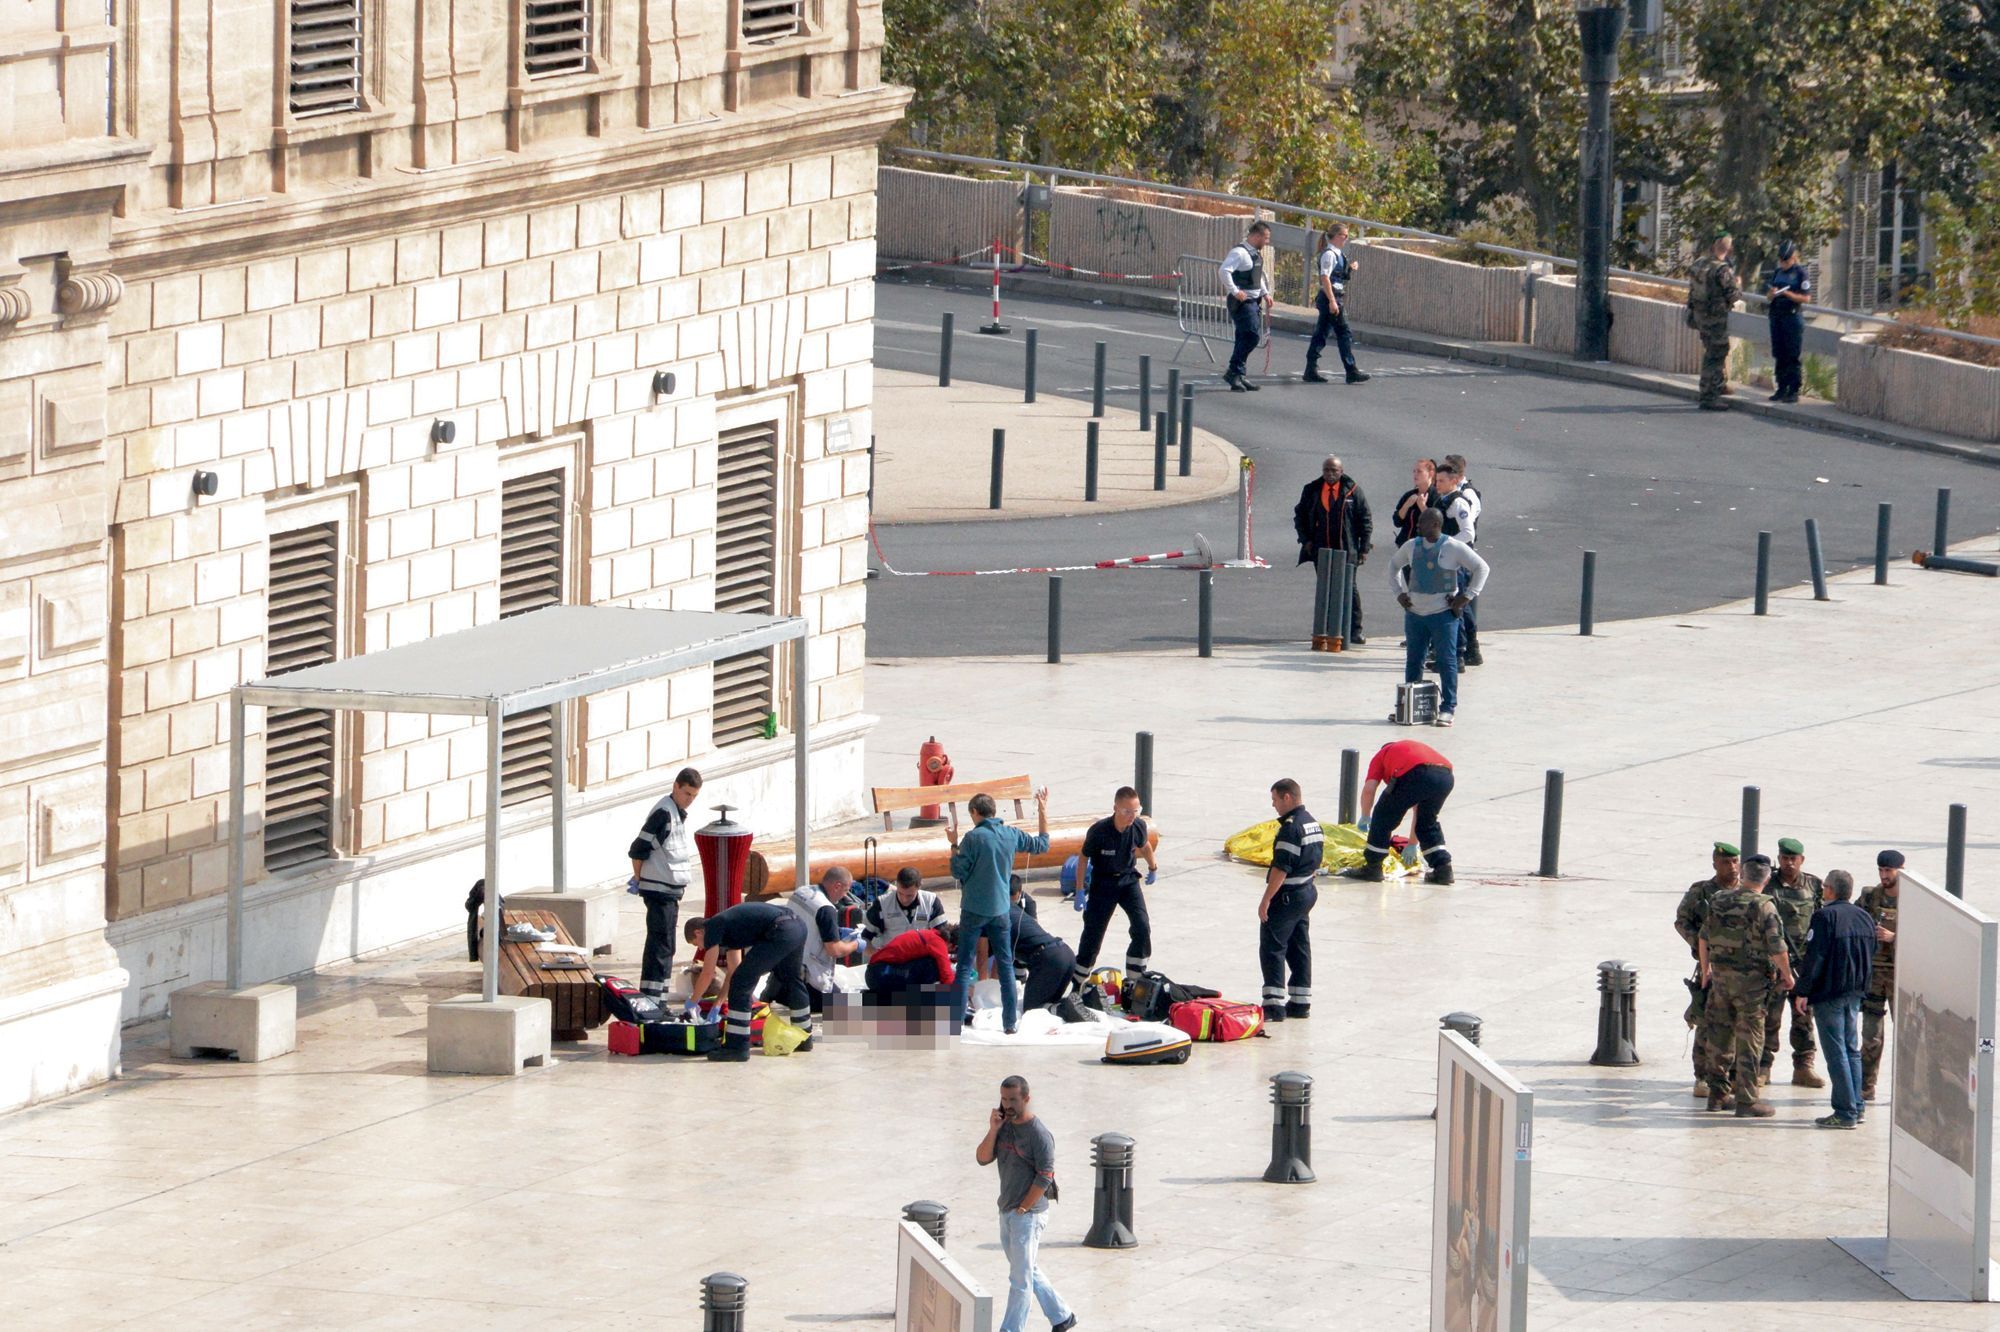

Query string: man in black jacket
[1294,456,1373,645]
[1793,869,1878,1128]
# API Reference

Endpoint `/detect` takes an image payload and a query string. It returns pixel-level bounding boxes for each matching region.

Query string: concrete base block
[505,885,622,955]
[427,995,552,1075]
[169,981,297,1062]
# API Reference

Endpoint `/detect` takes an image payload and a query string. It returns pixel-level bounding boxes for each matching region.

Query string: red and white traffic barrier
[978,240,1010,334]
[869,526,1217,578]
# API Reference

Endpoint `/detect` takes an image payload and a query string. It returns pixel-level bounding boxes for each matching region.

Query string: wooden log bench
[496,908,605,1042]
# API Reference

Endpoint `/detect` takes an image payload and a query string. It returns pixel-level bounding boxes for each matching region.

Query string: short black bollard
[1805,518,1829,600]
[1178,384,1194,477]
[1092,341,1107,418]
[989,428,1005,510]
[1165,367,1181,456]
[1442,1012,1483,1046]
[1197,570,1214,658]
[1138,355,1152,431]
[903,1200,948,1247]
[1338,749,1360,827]
[1134,731,1154,816]
[1311,549,1334,648]
[1741,785,1760,861]
[1935,486,1951,556]
[1589,961,1640,1066]
[1875,502,1892,586]
[701,1272,748,1332]
[1153,416,1167,491]
[1263,1072,1315,1184]
[1947,804,1968,899]
[1083,1132,1138,1249]
[1024,328,1038,403]
[1084,421,1100,502]
[1046,575,1063,664]
[938,312,954,387]
[1537,770,1564,877]
[1754,531,1771,616]
[1579,551,1596,635]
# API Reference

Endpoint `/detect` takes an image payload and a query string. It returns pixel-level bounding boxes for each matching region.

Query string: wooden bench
[870,774,1033,831]
[496,908,605,1042]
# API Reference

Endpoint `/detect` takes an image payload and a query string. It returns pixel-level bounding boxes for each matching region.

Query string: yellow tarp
[1223,819,1415,877]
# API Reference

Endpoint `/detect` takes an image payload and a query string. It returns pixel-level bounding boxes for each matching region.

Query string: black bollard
[1805,518,1829,601]
[1024,328,1038,403]
[1153,416,1167,491]
[1754,531,1771,616]
[1338,749,1360,827]
[1263,1072,1315,1184]
[1083,1132,1138,1249]
[1336,552,1356,648]
[903,1200,948,1246]
[938,312,954,387]
[1084,421,1100,502]
[701,1272,748,1332]
[1935,486,1951,556]
[1178,384,1194,477]
[1197,570,1214,658]
[1589,961,1640,1066]
[1442,1012,1483,1046]
[1579,551,1596,635]
[1741,785,1760,861]
[1138,355,1152,432]
[1537,770,1564,877]
[1875,502,1892,586]
[1092,341,1107,417]
[1134,732,1154,817]
[1165,367,1181,455]
[989,428,1005,510]
[1047,575,1063,664]
[1312,549,1333,648]
[1947,804,1968,899]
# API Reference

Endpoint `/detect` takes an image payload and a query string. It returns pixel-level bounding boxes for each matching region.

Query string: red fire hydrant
[917,736,954,825]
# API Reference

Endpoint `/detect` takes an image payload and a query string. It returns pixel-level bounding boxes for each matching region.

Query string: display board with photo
[1432,1031,1534,1332]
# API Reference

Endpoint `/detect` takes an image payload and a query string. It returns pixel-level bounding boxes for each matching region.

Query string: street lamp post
[1575,2,1627,362]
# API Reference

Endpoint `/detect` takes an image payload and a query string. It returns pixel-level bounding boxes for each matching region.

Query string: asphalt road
[867,277,1998,658]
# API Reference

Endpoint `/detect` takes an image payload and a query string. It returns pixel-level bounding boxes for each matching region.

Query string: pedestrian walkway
[872,368,1241,523]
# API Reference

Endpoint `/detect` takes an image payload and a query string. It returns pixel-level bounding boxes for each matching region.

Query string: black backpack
[1121,969,1219,1023]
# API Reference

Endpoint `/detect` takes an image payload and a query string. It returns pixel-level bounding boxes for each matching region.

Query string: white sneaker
[1434,711,1455,727]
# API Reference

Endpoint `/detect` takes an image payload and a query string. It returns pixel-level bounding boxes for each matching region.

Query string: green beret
[1711,229,1732,244]
[1777,837,1804,855]
[1713,841,1740,857]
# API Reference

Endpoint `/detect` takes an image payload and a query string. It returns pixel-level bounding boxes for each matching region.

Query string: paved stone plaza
[7,539,2000,1329]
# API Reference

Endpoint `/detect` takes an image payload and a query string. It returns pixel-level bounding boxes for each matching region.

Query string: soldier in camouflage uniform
[1674,842,1741,1098]
[1762,838,1825,1089]
[1858,849,1904,1103]
[1687,232,1741,409]
[1698,856,1796,1117]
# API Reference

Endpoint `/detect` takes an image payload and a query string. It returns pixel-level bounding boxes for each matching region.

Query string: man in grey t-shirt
[976,1076,1077,1332]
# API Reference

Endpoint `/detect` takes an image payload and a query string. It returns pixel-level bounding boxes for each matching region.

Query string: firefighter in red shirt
[1342,739,1456,884]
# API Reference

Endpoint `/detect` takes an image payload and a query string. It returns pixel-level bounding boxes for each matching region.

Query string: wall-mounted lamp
[430,418,457,447]
[651,370,677,398]
[191,470,219,498]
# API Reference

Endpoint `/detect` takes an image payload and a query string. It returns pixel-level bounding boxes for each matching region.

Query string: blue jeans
[951,911,1018,1031]
[1813,992,1865,1121]
[1404,608,1459,713]
[999,1209,1071,1332]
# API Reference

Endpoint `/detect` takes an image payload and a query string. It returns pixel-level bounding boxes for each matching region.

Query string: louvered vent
[288,0,363,120]
[742,0,804,43]
[713,423,779,748]
[264,523,340,871]
[500,470,567,804]
[524,0,591,78]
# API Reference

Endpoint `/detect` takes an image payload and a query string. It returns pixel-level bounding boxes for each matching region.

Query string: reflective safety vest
[788,885,840,993]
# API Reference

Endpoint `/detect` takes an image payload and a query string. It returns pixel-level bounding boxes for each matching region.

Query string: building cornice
[108,85,913,278]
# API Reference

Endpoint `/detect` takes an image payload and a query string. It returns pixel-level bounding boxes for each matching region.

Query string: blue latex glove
[1357,814,1371,834]
[626,876,642,895]
[683,1000,702,1022]
[1145,868,1157,885]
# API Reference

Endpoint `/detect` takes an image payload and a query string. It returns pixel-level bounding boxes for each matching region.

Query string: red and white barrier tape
[869,525,1216,577]
[877,245,997,274]
[999,243,1182,283]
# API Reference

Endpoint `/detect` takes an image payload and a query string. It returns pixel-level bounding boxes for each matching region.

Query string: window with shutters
[264,523,341,871]
[741,0,804,44]
[713,422,780,748]
[524,0,592,79]
[287,0,364,120]
[499,469,567,804]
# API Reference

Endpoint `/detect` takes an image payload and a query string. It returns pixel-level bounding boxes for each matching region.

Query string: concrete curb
[885,266,2000,470]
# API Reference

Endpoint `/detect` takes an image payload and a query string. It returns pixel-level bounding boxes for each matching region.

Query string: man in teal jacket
[948,787,1052,1035]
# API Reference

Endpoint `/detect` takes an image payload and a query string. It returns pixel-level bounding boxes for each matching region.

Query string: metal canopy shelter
[226,605,811,1002]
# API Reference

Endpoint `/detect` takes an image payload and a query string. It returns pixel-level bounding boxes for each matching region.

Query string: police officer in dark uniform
[1220,221,1273,392]
[1764,240,1811,403]
[1259,778,1323,1022]
[1009,878,1078,1011]
[1070,786,1158,986]
[684,901,813,1062]
[1305,223,1369,384]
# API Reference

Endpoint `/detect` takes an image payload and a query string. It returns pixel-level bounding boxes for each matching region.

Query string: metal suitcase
[1394,680,1440,726]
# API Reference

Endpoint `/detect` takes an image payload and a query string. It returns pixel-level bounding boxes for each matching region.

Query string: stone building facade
[0,1,903,1113]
